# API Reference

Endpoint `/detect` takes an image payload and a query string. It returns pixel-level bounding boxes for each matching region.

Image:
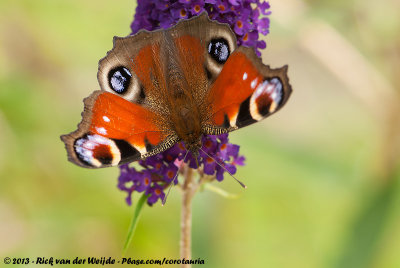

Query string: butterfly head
[184,134,202,157]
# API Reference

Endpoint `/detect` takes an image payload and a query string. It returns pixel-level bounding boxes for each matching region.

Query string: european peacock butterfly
[61,13,292,168]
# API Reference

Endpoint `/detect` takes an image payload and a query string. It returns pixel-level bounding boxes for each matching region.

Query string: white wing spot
[103,116,110,122]
[96,127,107,135]
[266,84,275,93]
[243,72,248,81]
[251,78,258,89]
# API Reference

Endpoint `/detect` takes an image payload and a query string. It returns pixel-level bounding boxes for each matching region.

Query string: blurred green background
[1,0,399,267]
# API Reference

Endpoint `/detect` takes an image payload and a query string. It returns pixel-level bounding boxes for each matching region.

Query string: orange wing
[61,91,177,168]
[203,47,292,134]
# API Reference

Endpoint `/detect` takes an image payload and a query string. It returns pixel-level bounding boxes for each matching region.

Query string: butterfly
[61,13,292,168]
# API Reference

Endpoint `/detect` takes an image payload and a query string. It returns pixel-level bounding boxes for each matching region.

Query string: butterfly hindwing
[61,91,177,168]
[203,46,292,134]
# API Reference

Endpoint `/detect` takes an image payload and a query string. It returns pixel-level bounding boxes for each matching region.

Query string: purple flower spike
[118,0,273,205]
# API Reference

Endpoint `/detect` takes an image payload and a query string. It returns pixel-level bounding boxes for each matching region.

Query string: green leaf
[122,193,147,255]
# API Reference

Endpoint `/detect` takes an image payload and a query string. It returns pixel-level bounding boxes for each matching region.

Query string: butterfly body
[171,99,202,153]
[61,13,292,168]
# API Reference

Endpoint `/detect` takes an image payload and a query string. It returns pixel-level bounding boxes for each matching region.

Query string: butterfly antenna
[194,153,200,169]
[162,150,189,206]
[199,148,247,189]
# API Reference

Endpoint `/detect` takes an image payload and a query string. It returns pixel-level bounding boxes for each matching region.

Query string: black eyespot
[208,38,230,64]
[108,66,132,94]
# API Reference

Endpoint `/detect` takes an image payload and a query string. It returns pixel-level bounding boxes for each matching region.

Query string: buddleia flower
[119,0,271,206]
